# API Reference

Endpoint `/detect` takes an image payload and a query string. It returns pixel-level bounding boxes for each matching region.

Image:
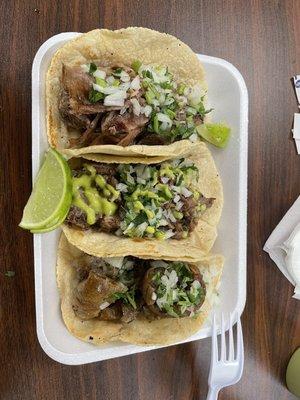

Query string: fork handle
[206,386,219,400]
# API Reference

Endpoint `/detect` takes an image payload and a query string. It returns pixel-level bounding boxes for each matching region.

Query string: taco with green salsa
[62,142,223,260]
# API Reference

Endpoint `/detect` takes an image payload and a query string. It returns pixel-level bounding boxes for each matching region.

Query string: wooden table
[1,1,300,399]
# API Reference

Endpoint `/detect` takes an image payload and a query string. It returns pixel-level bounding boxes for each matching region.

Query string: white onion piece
[142,105,152,117]
[161,177,169,184]
[175,201,183,210]
[173,194,180,203]
[130,76,140,90]
[165,230,175,239]
[99,302,110,310]
[106,76,115,85]
[151,292,157,301]
[93,84,123,95]
[104,98,125,107]
[116,183,128,193]
[103,257,124,269]
[182,187,192,197]
[189,133,198,143]
[93,69,106,79]
[104,91,127,106]
[119,82,131,91]
[120,71,130,82]
[189,83,205,106]
[130,98,141,116]
[157,113,172,124]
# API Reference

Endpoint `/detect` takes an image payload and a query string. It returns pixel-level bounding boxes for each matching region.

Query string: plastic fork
[206,313,244,400]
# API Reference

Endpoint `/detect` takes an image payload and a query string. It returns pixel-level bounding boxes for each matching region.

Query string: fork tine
[228,312,234,361]
[211,313,218,362]
[236,315,244,360]
[221,312,226,361]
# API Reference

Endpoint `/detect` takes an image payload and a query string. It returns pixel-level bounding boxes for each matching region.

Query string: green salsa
[72,168,119,225]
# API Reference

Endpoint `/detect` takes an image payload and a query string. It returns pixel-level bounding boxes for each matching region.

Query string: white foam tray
[32,32,248,365]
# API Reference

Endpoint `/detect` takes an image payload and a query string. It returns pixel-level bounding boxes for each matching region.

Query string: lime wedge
[30,207,70,234]
[197,123,231,148]
[286,348,300,397]
[19,149,72,230]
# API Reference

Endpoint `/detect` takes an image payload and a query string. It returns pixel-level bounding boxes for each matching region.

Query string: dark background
[1,0,300,399]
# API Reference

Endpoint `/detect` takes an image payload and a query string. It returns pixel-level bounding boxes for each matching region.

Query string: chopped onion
[166,209,176,223]
[130,98,141,116]
[158,219,169,227]
[151,292,157,301]
[119,82,131,91]
[182,187,192,197]
[120,71,130,82]
[106,76,115,85]
[157,112,172,124]
[189,133,198,143]
[104,98,125,107]
[93,69,106,79]
[161,177,169,184]
[104,90,127,106]
[173,194,180,203]
[103,257,124,269]
[130,76,140,90]
[165,230,175,239]
[135,222,148,237]
[93,84,123,95]
[175,201,183,210]
[99,302,110,310]
[188,83,205,106]
[116,183,128,193]
[141,105,152,117]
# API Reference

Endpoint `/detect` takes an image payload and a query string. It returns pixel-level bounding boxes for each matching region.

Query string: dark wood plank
[0,0,299,399]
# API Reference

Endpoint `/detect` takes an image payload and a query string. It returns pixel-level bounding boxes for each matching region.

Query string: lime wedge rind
[19,149,72,230]
[30,206,70,234]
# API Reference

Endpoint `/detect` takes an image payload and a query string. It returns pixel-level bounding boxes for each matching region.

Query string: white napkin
[263,195,300,299]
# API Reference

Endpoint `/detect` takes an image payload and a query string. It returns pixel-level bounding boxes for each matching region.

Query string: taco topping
[72,255,206,322]
[65,160,214,239]
[58,61,212,147]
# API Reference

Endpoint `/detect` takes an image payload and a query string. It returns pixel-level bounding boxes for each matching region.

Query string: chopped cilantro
[89,89,104,103]
[88,63,97,75]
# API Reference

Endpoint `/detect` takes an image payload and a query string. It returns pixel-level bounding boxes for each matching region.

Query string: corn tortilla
[57,233,224,346]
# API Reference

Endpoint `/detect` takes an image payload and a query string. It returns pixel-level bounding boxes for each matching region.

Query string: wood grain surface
[1,0,300,399]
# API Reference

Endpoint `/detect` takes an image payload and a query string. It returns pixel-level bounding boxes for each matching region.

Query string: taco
[62,142,223,260]
[47,27,211,157]
[57,233,224,345]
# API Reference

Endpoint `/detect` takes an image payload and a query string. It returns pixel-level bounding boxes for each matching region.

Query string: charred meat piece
[65,206,90,230]
[61,64,93,103]
[199,194,215,209]
[73,270,127,320]
[170,194,215,239]
[75,103,122,115]
[137,133,167,145]
[98,302,123,321]
[95,215,121,233]
[99,111,149,146]
[143,263,206,318]
[58,90,91,131]
[69,113,101,148]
